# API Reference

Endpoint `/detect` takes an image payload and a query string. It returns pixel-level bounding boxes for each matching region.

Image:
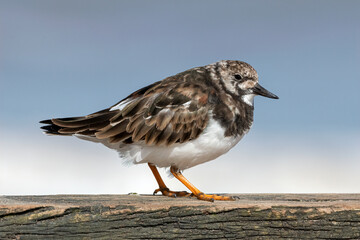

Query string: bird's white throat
[242,94,255,106]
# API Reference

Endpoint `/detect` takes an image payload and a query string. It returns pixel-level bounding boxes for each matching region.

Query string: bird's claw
[153,187,191,198]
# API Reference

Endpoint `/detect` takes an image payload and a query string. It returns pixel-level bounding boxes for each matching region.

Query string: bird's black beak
[253,83,279,99]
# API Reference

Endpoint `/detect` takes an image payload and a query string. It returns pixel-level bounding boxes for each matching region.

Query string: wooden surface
[1,194,360,239]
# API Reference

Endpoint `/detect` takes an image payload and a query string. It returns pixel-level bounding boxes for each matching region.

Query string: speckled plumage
[40,60,278,170]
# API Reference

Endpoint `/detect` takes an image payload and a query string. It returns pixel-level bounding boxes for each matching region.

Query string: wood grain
[1,194,360,239]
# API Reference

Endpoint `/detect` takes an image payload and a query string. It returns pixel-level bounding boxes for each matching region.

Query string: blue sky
[1,0,359,194]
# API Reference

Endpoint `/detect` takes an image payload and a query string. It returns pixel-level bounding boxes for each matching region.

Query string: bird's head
[207,60,279,106]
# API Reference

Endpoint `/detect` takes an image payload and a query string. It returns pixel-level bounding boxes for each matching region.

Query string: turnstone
[40,60,278,202]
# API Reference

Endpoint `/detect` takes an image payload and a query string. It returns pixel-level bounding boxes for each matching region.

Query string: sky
[1,0,359,195]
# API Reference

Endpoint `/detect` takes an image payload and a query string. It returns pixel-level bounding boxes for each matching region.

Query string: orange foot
[170,167,235,202]
[193,192,234,202]
[148,163,191,198]
[148,163,235,202]
[153,187,191,198]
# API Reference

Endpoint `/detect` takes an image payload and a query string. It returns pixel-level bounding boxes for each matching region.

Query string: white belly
[76,118,244,170]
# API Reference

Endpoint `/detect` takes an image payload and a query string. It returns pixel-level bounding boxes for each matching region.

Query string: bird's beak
[253,83,279,99]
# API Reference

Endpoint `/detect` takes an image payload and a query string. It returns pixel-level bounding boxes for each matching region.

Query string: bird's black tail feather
[40,119,68,135]
[40,109,116,137]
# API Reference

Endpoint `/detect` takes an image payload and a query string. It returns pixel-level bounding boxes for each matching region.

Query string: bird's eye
[234,74,242,80]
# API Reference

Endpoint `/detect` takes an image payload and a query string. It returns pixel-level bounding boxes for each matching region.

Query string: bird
[40,60,278,202]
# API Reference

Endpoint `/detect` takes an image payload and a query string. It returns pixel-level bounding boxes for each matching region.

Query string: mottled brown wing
[95,83,210,146]
[40,81,211,146]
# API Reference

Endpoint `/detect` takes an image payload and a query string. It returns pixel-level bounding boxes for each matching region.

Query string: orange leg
[170,166,234,202]
[148,163,191,198]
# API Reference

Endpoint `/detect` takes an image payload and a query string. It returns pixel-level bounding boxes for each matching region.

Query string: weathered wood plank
[1,194,360,239]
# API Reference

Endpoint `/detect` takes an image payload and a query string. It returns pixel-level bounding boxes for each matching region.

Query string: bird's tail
[40,109,117,137]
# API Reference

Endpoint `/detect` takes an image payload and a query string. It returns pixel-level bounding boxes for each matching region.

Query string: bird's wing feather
[96,82,210,146]
[40,79,211,146]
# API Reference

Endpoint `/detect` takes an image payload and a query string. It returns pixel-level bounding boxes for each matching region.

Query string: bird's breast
[212,99,254,137]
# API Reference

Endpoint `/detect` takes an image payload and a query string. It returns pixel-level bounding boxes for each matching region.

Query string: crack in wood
[0,206,51,219]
